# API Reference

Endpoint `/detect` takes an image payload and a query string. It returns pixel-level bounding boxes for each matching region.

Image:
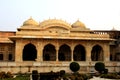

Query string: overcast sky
[0,0,120,31]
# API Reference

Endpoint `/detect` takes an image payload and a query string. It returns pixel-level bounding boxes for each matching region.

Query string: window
[8,54,12,61]
[0,54,3,60]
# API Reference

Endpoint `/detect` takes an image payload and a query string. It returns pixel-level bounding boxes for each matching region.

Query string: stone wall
[0,61,119,73]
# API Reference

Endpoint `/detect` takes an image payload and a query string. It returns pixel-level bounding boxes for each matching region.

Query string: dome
[23,17,39,26]
[111,27,117,31]
[72,20,86,28]
[39,19,71,29]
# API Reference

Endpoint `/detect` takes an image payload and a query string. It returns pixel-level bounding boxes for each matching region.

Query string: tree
[69,62,80,73]
[95,62,105,74]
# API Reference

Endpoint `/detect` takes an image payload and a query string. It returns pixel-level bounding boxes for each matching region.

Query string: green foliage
[69,62,80,73]
[14,76,30,80]
[14,73,30,80]
[95,62,105,73]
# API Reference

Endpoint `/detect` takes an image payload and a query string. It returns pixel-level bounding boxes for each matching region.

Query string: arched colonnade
[22,42,105,62]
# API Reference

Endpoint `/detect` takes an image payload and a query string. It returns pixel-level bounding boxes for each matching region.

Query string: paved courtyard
[90,76,116,80]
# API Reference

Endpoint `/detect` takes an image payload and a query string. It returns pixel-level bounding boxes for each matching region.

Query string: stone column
[86,44,91,62]
[39,47,43,61]
[56,40,59,61]
[36,42,41,61]
[86,43,92,73]
[37,40,43,62]
[71,47,74,61]
[104,43,110,61]
[12,45,15,61]
[4,46,8,61]
[56,47,59,61]
[15,40,23,62]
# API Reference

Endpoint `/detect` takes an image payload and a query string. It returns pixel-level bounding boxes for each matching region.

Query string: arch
[23,43,37,61]
[40,19,71,30]
[46,26,69,30]
[73,44,86,61]
[91,45,104,61]
[58,44,71,61]
[43,44,56,61]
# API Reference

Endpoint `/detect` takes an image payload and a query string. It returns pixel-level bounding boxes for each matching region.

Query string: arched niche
[91,45,104,61]
[43,44,56,61]
[22,43,37,61]
[58,44,71,61]
[73,44,86,61]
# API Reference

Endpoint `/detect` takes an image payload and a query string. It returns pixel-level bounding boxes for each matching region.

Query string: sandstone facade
[0,18,120,73]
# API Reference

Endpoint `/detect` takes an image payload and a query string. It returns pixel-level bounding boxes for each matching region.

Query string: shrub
[60,70,65,77]
[100,73,120,79]
[69,62,80,73]
[104,69,108,74]
[94,62,105,74]
[32,70,39,80]
[118,72,120,75]
[0,71,13,79]
[0,71,6,79]
[6,71,13,78]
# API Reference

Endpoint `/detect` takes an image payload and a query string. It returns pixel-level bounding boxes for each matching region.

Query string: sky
[0,0,120,31]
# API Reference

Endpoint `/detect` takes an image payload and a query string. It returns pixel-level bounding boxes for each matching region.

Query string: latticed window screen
[8,46,13,51]
[0,47,4,51]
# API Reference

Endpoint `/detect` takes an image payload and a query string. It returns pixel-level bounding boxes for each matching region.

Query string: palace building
[0,18,120,73]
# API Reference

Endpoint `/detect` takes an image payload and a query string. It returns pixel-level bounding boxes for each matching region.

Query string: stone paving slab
[89,76,118,80]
